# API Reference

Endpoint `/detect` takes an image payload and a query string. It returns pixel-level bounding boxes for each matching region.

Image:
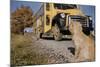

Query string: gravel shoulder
[32,35,76,64]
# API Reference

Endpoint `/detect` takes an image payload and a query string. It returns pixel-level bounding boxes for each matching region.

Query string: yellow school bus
[33,3,93,40]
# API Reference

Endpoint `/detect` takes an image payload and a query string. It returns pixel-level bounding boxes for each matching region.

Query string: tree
[11,5,33,34]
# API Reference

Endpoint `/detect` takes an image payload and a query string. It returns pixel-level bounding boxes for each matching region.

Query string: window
[46,3,50,11]
[46,15,50,25]
[54,4,77,10]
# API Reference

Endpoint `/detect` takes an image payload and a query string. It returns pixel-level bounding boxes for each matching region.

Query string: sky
[11,0,42,14]
[79,5,95,24]
[10,0,95,25]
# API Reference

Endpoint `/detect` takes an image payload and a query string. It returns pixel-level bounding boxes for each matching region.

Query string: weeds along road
[32,35,76,63]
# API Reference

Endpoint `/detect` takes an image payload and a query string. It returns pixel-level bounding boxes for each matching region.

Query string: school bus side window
[46,15,50,25]
[46,3,50,11]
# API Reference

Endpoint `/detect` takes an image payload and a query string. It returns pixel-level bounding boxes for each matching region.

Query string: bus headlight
[60,13,65,18]
[89,17,92,20]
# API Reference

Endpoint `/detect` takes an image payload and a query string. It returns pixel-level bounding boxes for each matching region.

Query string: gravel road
[32,35,76,64]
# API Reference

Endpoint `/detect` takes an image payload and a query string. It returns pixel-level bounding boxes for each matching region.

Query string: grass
[11,33,49,66]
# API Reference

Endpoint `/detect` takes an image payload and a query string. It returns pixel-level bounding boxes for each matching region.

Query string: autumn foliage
[11,5,33,34]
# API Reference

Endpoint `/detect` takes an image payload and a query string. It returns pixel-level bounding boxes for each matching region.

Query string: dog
[69,21,95,62]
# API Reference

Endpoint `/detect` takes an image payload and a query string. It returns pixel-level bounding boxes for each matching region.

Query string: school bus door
[44,3,52,33]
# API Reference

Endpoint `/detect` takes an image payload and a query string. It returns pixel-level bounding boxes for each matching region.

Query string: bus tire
[52,24,62,41]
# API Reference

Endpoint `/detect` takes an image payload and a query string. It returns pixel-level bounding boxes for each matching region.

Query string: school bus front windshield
[54,4,77,10]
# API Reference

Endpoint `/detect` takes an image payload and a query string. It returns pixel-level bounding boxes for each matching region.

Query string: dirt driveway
[32,35,76,64]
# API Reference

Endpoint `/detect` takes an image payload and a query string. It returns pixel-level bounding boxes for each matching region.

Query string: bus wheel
[52,24,62,41]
